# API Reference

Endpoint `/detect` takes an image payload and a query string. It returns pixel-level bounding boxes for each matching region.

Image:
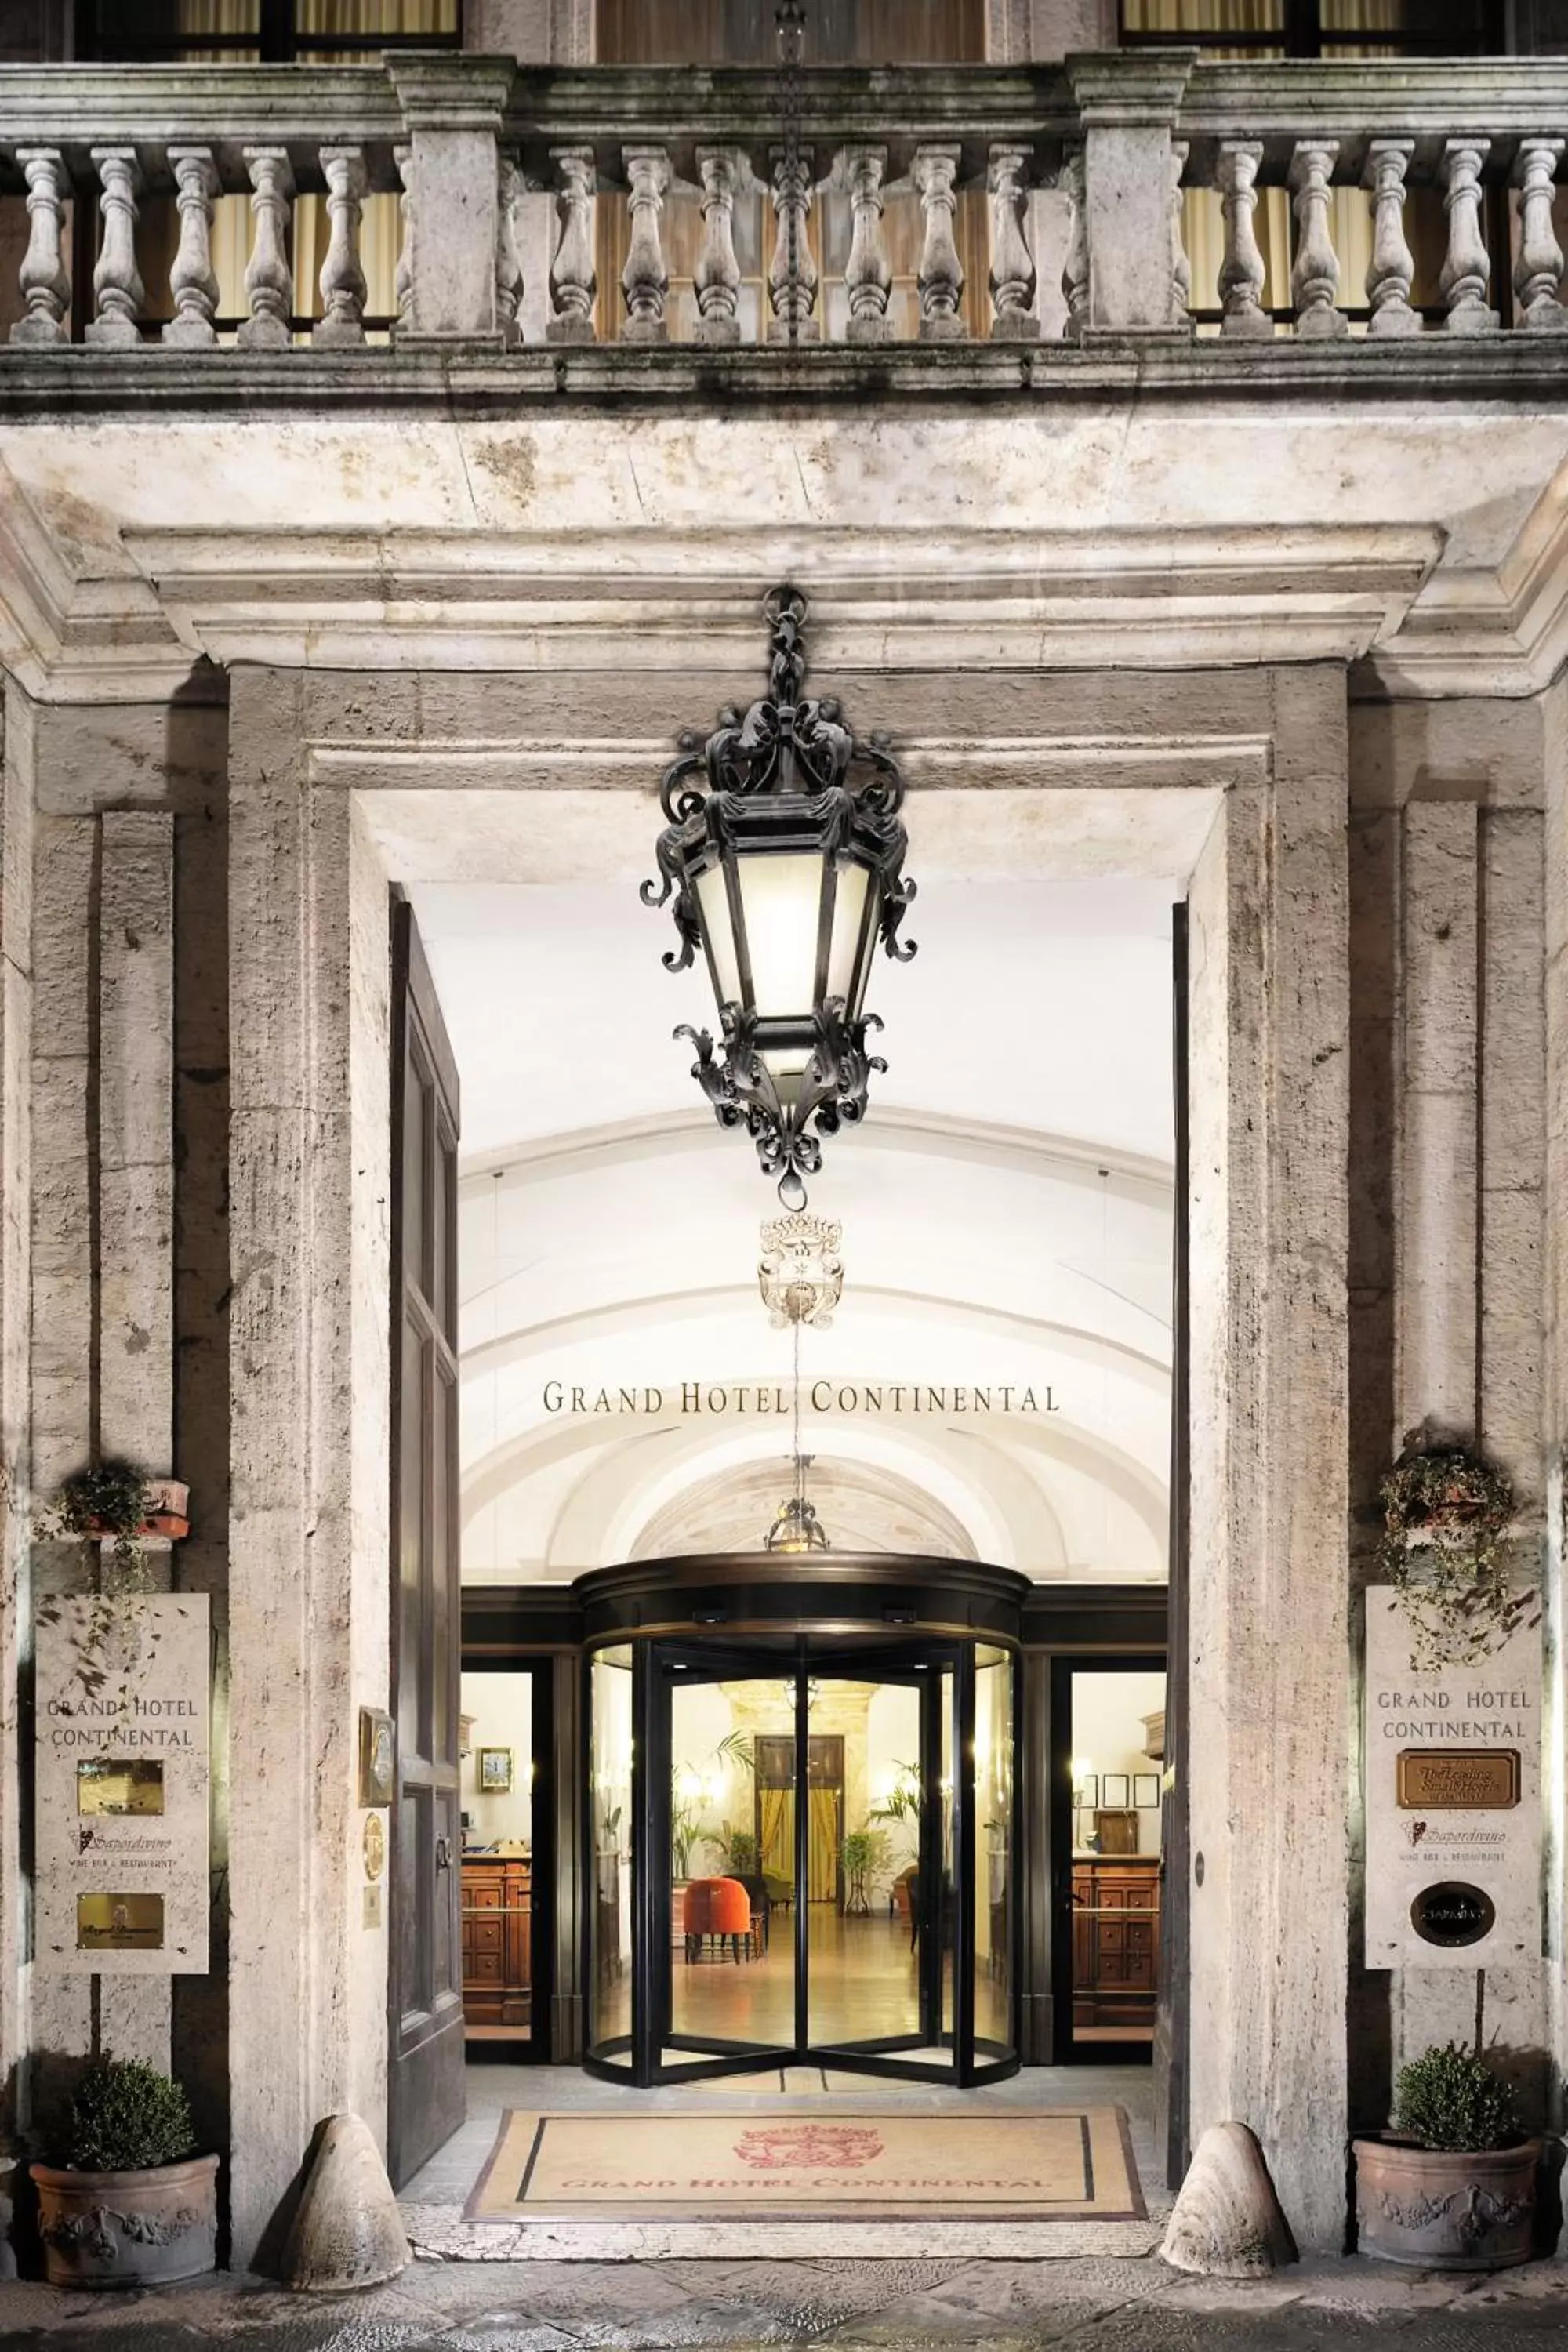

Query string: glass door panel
[657,1656,797,2077]
[1062,1661,1167,2061]
[587,1644,634,2065]
[973,1646,1014,2060]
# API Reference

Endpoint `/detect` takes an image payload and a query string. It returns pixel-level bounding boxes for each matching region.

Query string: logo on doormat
[735,2125,884,2171]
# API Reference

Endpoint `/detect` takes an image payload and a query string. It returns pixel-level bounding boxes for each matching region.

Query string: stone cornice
[1064,49,1196,129]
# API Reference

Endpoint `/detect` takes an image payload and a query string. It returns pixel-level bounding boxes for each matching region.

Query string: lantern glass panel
[736,851,828,1018]
[695,864,742,1005]
[826,861,870,1004]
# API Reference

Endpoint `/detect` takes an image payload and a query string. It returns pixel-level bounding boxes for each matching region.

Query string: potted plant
[31,2057,217,2288]
[49,1465,191,1588]
[1377,1444,1530,1671]
[1354,2042,1540,2270]
[705,1821,760,1879]
[841,1823,891,1915]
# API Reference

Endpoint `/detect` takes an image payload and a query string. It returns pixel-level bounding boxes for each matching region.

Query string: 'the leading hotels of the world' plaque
[1363,1586,1539,1969]
[34,1594,210,1974]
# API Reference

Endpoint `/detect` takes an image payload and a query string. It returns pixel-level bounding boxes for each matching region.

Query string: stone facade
[0,31,1566,2282]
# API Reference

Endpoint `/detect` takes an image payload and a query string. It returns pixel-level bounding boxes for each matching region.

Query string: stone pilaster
[1062,51,1196,339]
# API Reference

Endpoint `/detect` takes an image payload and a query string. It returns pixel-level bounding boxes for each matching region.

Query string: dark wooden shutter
[387,891,465,2187]
[595,0,985,63]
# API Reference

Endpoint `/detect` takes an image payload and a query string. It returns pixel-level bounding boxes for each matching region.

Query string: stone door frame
[224,659,1349,2266]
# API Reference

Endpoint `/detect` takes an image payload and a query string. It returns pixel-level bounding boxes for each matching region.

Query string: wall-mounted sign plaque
[1364,1588,1539,1969]
[1396,1750,1520,1811]
[1410,1881,1496,1949]
[35,1595,209,1975]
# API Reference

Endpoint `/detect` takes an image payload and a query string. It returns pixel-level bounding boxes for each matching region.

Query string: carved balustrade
[1,53,1567,358]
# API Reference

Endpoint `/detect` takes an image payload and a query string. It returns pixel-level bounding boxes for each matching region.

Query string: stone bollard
[1161,2120,1298,2278]
[281,2112,408,2292]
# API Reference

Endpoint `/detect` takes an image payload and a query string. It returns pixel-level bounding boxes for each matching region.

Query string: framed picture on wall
[1134,1773,1161,1809]
[1073,1771,1099,1809]
[1102,1771,1131,1808]
[477,1746,513,1794]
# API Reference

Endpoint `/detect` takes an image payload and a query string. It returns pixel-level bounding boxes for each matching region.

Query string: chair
[682,1875,755,1963]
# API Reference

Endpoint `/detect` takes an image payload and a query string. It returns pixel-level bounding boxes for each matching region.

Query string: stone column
[1185,667,1350,2252]
[388,56,515,346]
[96,810,176,2071]
[1062,50,1196,339]
[1397,803,1479,1448]
[0,688,32,2162]
[227,674,392,2269]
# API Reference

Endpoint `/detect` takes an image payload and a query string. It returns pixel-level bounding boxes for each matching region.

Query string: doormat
[466,2107,1145,2223]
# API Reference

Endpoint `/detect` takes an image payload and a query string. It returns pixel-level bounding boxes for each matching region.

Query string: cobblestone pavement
[4,2254,1568,2351]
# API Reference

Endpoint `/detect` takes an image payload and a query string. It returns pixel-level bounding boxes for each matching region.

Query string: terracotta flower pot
[1353,2136,1539,2270]
[31,2151,217,2288]
[82,1480,191,1544]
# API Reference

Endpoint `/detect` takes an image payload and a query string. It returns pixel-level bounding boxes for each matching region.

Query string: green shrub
[1394,2043,1518,2153]
[67,2057,197,2172]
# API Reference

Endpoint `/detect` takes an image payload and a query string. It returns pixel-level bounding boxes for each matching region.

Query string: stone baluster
[694,147,745,347]
[1363,140,1419,338]
[495,152,524,349]
[987,143,1039,342]
[1288,140,1347,339]
[1439,138,1496,334]
[1168,137,1192,321]
[1513,136,1566,332]
[163,148,220,347]
[1215,141,1269,339]
[238,147,294,350]
[11,149,70,347]
[394,143,414,334]
[620,147,670,343]
[837,145,891,345]
[913,143,965,341]
[1060,145,1088,344]
[314,147,367,348]
[768,147,819,344]
[85,148,143,348]
[546,146,597,346]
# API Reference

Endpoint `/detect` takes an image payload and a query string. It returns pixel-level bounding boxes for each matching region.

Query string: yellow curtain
[808,1788,837,1903]
[760,1788,793,1882]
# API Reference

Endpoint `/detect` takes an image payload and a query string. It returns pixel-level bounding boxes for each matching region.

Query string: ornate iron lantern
[642,585,917,1207]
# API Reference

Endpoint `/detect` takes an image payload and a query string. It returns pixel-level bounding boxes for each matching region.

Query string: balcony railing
[1,51,1566,359]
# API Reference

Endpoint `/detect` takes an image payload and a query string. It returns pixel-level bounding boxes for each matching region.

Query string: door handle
[435,1836,453,1872]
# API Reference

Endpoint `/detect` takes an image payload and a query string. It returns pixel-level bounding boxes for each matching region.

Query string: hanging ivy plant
[1377,1445,1530,1671]
[49,1464,154,1591]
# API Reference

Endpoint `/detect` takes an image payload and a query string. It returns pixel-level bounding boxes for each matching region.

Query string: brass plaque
[76,1758,165,1817]
[363,1812,386,1882]
[76,1893,165,1952]
[1396,1748,1520,1811]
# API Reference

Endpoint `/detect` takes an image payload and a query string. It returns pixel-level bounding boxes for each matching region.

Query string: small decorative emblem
[363,1813,386,1883]
[1409,1880,1495,1947]
[758,1212,844,1330]
[735,2124,884,2171]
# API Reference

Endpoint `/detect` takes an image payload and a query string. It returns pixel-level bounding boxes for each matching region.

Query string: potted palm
[31,2057,217,2288]
[841,1823,892,1915]
[1354,2042,1540,2269]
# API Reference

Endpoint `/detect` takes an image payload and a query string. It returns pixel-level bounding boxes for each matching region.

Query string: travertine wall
[1346,691,1553,2131]
[0,651,1562,2268]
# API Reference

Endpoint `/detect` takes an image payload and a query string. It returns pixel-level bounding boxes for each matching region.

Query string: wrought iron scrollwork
[644,584,916,1202]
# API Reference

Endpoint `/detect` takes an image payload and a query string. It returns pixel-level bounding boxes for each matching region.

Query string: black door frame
[1048,1650,1168,2067]
[585,1630,1022,2089]
[456,1651,555,2066]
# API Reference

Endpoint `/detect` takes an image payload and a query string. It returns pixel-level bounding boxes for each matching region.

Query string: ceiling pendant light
[642,584,917,1210]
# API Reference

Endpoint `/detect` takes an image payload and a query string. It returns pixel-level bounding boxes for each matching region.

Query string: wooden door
[387,891,464,2187]
[1153,905,1190,2182]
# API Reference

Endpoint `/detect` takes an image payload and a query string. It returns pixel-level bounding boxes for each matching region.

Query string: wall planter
[75,1479,190,1544]
[31,2152,219,2288]
[1353,2136,1539,2270]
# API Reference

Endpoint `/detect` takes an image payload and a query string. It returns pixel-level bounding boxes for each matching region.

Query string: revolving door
[585,1633,1018,2086]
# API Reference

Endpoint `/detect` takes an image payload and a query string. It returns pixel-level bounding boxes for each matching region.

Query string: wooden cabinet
[1071,1856,1160,2032]
[461,1857,532,2033]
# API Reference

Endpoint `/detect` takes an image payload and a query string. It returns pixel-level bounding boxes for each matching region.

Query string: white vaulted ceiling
[412,873,1178,1585]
